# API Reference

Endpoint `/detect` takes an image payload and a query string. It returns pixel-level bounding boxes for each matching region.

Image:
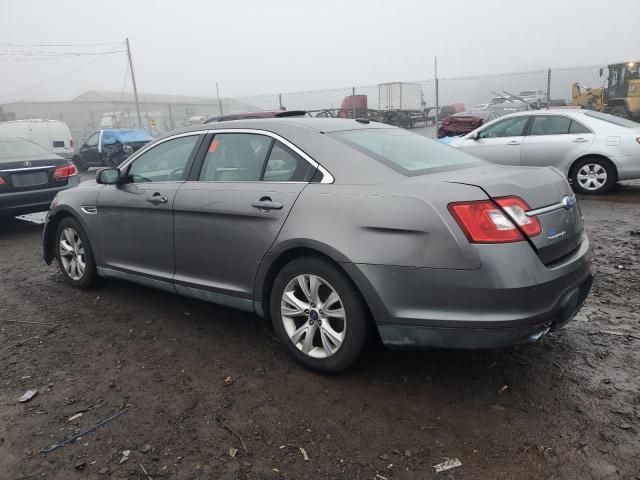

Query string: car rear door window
[529,116,572,135]
[128,135,199,183]
[199,133,273,182]
[568,120,591,134]
[263,141,316,182]
[479,116,529,138]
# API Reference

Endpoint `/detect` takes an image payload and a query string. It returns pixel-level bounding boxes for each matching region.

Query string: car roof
[167,117,391,137]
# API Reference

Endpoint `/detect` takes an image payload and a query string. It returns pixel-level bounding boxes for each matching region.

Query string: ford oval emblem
[562,195,575,210]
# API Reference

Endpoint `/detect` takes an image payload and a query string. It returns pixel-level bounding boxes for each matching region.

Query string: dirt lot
[1,179,639,480]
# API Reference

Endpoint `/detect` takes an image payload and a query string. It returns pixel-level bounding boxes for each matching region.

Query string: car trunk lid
[441,165,584,265]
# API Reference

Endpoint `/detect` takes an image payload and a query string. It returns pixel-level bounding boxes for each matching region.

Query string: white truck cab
[0,119,74,159]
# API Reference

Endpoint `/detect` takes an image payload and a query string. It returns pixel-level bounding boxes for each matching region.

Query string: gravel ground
[1,178,639,480]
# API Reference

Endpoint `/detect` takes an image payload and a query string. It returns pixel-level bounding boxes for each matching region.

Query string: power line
[0,49,127,56]
[0,45,124,100]
[0,41,123,47]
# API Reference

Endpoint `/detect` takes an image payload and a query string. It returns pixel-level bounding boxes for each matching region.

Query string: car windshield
[0,138,50,159]
[583,111,640,128]
[331,128,482,176]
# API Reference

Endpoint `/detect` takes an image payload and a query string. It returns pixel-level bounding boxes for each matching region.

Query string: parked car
[0,137,78,217]
[43,118,593,372]
[73,129,153,172]
[437,110,500,138]
[205,110,308,123]
[0,119,74,159]
[448,110,640,194]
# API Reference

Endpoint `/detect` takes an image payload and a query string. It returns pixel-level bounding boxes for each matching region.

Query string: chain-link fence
[0,64,608,143]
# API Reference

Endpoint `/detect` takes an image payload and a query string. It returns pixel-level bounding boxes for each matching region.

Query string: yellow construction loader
[571,61,640,120]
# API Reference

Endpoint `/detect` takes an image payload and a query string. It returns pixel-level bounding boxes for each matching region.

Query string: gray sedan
[43,118,593,372]
[449,109,640,194]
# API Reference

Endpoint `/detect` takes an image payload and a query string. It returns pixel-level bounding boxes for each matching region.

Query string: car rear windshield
[584,111,640,128]
[0,138,49,159]
[331,129,482,176]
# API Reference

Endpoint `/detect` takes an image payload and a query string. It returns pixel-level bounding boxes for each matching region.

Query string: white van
[0,119,74,159]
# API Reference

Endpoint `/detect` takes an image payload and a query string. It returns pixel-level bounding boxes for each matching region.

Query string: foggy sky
[1,0,639,102]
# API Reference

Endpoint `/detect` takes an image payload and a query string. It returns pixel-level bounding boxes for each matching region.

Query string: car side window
[199,133,273,181]
[263,141,316,182]
[568,120,591,134]
[479,116,529,139]
[127,135,199,183]
[85,132,99,147]
[529,116,572,135]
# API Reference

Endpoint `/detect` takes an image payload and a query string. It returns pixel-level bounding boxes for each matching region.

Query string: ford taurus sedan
[42,118,593,372]
[449,109,640,194]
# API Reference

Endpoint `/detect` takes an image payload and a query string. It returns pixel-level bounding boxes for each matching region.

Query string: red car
[437,110,499,138]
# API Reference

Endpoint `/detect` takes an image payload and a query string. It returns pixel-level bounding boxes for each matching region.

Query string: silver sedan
[449,109,640,194]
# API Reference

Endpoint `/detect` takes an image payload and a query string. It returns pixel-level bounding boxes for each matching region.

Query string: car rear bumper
[344,232,593,349]
[0,176,79,216]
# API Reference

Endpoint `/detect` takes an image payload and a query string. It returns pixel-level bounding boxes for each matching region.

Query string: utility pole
[216,82,224,116]
[125,37,143,130]
[434,56,439,131]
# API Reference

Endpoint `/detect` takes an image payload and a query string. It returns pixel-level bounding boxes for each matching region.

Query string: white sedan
[448,109,640,194]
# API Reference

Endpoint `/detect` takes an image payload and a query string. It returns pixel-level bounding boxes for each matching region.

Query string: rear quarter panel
[273,180,487,270]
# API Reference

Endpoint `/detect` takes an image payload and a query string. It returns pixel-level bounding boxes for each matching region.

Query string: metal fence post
[167,103,174,130]
[546,68,551,109]
[434,56,439,131]
[352,86,356,119]
[279,93,283,111]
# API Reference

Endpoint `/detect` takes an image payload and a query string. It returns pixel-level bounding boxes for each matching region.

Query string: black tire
[570,157,616,195]
[73,156,88,172]
[107,154,124,168]
[270,257,369,373]
[609,106,630,119]
[55,217,97,289]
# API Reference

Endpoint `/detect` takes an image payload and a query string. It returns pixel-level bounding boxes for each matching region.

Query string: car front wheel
[55,217,97,289]
[571,157,616,194]
[270,257,368,373]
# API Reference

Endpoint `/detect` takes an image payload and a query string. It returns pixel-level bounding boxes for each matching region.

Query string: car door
[520,115,595,168]
[172,131,317,306]
[79,132,101,166]
[95,133,202,285]
[459,115,530,165]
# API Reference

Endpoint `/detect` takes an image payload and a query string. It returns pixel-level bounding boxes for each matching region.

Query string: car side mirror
[96,168,120,185]
[469,131,480,140]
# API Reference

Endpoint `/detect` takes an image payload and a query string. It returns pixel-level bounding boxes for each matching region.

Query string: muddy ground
[1,178,639,480]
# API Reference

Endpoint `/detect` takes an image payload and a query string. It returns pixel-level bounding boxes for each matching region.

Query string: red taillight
[0,176,5,185]
[448,196,541,243]
[495,196,542,237]
[52,164,77,180]
[448,200,524,243]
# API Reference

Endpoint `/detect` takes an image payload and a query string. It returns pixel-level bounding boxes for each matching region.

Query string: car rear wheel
[609,106,630,119]
[73,156,88,172]
[270,257,368,373]
[55,217,97,289]
[571,157,616,194]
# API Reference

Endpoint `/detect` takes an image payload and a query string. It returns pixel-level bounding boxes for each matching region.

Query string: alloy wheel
[576,163,607,191]
[59,227,86,281]
[280,274,346,359]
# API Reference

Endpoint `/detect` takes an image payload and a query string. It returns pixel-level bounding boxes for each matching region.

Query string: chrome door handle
[507,140,521,145]
[573,137,589,143]
[146,193,168,205]
[252,196,283,211]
